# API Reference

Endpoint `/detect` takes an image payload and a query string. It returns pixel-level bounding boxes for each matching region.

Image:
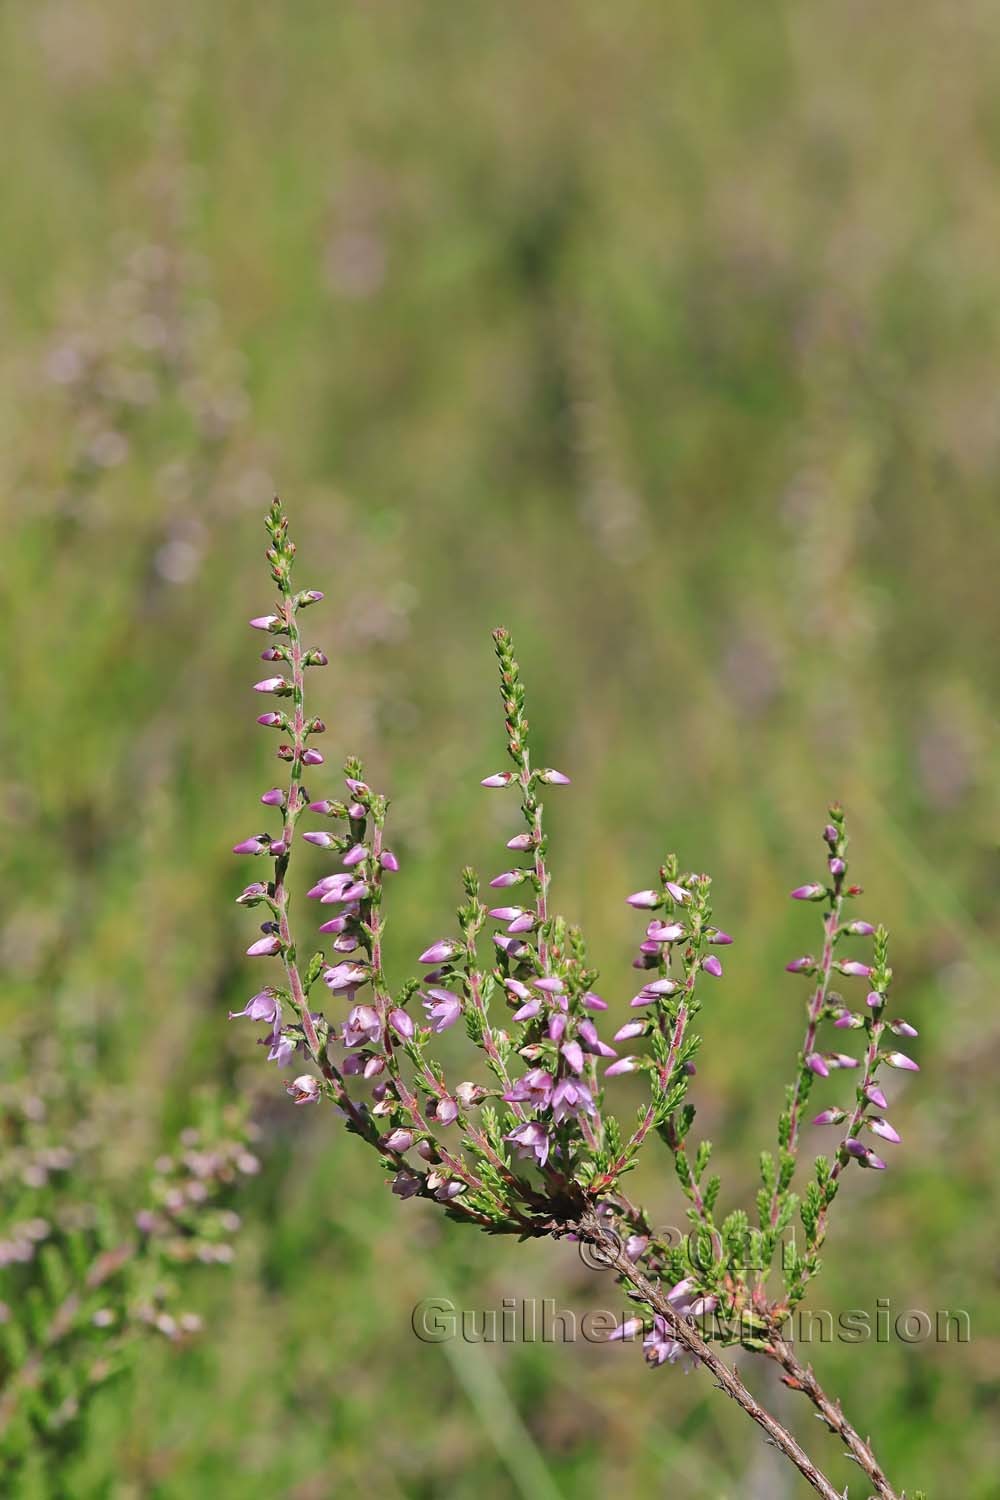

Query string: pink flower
[505,1120,551,1167]
[423,988,462,1032]
[286,1075,320,1105]
[343,1005,381,1047]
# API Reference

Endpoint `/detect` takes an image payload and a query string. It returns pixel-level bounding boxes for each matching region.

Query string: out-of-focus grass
[1,2,998,1495]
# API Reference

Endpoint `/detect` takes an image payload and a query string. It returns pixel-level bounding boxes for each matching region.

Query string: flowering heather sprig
[228,503,921,1500]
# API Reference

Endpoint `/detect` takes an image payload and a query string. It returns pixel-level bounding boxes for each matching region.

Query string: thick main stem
[766,1338,901,1500]
[580,1210,844,1500]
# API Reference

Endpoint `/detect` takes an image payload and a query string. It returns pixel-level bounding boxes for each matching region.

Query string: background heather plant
[0,1017,252,1491]
[231,502,927,1500]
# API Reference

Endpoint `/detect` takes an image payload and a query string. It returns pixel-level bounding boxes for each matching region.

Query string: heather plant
[0,1019,252,1490]
[230,500,926,1500]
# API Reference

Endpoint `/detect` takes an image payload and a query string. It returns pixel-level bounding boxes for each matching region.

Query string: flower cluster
[228,503,920,1500]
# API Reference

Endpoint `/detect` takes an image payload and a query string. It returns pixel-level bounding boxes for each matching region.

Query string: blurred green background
[1,2,998,1496]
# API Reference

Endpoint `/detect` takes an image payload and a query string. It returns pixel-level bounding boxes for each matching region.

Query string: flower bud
[700,955,723,979]
[302,748,324,766]
[391,1169,422,1199]
[838,961,872,979]
[561,1041,584,1074]
[303,831,336,849]
[537,768,570,785]
[641,977,679,997]
[647,921,685,943]
[812,1108,847,1125]
[581,991,608,1011]
[489,870,526,888]
[790,885,826,901]
[253,677,291,695]
[256,712,285,728]
[481,771,515,787]
[868,1117,901,1144]
[435,1097,459,1126]
[233,836,269,856]
[388,1008,415,1040]
[380,850,400,872]
[249,615,282,631]
[246,935,281,957]
[260,787,285,807]
[806,1052,829,1077]
[384,1129,414,1152]
[323,962,370,991]
[614,1020,646,1042]
[419,939,463,965]
[884,1051,919,1072]
[626,890,661,909]
[664,882,690,904]
[607,1317,644,1342]
[605,1056,641,1076]
[785,957,816,974]
[889,1019,918,1037]
[235,883,268,906]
